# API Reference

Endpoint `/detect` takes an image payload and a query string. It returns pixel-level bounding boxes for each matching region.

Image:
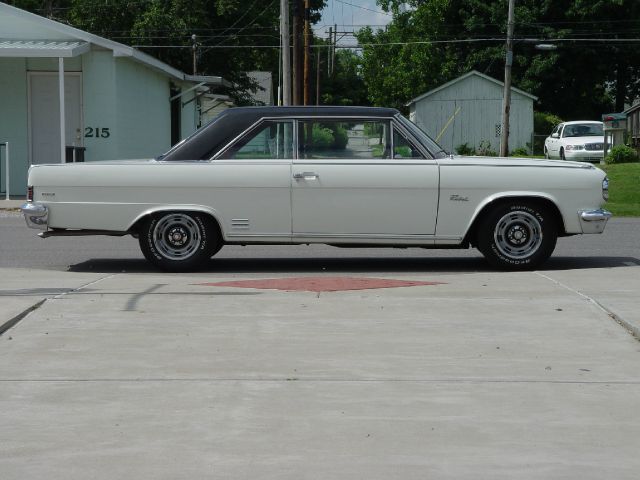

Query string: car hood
[561,136,605,145]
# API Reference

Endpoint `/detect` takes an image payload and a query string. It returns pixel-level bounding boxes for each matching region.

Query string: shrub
[476,140,497,157]
[311,125,334,148]
[455,142,474,155]
[330,125,349,149]
[605,145,639,164]
[511,147,529,156]
[534,111,563,134]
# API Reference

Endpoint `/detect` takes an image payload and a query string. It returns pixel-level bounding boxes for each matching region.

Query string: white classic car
[22,106,611,271]
[544,120,605,162]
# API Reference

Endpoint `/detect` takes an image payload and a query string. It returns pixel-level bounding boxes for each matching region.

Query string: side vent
[231,219,250,230]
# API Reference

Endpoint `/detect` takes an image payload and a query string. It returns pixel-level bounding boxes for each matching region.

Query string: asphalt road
[1,211,638,273]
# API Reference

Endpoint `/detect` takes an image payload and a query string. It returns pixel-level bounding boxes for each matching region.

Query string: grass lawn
[600,162,640,216]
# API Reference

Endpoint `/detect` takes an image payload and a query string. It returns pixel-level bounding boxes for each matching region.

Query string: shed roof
[406,70,538,106]
[0,2,228,86]
[624,102,640,115]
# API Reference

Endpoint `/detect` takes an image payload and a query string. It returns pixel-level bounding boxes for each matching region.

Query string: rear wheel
[477,202,558,270]
[139,211,221,272]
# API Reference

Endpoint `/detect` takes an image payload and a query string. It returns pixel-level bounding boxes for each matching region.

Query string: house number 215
[85,127,110,138]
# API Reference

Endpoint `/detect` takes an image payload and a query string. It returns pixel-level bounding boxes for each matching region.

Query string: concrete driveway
[1,265,639,479]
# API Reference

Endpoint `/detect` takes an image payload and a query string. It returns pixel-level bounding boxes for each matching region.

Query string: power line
[133,36,640,50]
[333,0,392,17]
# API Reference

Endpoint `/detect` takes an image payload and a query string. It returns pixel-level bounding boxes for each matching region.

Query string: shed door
[29,73,82,164]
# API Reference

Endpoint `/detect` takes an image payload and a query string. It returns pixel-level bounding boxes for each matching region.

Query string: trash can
[65,146,86,163]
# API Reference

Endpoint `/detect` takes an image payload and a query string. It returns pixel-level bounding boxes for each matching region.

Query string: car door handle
[293,172,319,180]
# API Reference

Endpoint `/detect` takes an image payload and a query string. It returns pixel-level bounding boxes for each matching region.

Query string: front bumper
[579,208,612,234]
[21,202,48,230]
[564,149,604,162]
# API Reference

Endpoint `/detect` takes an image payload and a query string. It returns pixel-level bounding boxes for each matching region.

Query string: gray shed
[407,70,537,155]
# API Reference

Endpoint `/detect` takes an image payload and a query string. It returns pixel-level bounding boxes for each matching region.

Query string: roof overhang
[185,74,232,89]
[0,39,90,57]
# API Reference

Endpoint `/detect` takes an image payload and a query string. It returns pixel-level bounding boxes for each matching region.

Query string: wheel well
[129,210,223,240]
[463,197,566,247]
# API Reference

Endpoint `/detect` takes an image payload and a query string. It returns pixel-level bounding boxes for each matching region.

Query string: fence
[0,142,8,200]
[530,134,547,156]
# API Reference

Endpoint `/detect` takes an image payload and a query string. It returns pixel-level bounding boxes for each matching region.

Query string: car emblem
[450,194,469,202]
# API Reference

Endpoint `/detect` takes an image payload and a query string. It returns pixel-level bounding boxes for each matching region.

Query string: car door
[548,124,562,158]
[212,120,293,241]
[291,118,439,241]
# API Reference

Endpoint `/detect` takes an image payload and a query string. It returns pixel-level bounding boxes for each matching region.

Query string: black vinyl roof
[160,106,401,161]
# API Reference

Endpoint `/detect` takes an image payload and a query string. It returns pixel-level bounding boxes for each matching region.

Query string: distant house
[0,2,228,197]
[625,102,640,154]
[407,70,537,154]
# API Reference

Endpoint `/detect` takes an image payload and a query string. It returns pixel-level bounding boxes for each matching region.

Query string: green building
[0,2,228,197]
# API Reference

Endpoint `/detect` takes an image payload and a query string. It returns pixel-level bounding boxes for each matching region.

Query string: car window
[552,124,562,135]
[218,120,293,159]
[298,120,390,159]
[393,127,425,159]
[562,123,604,138]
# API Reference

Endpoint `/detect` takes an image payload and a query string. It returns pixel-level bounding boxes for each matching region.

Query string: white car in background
[544,121,605,162]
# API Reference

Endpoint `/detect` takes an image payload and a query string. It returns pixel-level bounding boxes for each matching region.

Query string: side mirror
[551,133,559,139]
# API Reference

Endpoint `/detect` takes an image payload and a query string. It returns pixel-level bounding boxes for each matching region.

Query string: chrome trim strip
[441,163,594,169]
[20,202,48,230]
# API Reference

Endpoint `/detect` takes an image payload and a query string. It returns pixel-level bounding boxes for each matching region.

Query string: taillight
[27,186,33,202]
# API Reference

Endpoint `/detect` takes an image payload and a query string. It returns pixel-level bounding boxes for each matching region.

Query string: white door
[292,119,439,239]
[29,73,82,164]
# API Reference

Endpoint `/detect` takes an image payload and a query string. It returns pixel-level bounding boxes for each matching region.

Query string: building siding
[410,73,535,155]
[0,58,29,195]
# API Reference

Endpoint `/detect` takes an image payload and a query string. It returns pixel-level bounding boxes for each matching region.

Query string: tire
[544,147,550,159]
[477,202,558,271]
[138,211,221,272]
[560,148,566,160]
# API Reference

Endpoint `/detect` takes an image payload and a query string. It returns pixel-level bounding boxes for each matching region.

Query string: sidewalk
[1,266,639,479]
[0,199,24,210]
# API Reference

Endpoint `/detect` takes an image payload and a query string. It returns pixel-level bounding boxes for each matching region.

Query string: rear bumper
[21,202,48,230]
[579,208,612,234]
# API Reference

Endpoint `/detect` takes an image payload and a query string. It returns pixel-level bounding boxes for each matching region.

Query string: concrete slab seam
[51,274,118,300]
[0,298,46,336]
[535,271,640,342]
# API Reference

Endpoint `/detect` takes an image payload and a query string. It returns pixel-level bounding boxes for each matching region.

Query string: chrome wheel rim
[152,214,201,261]
[494,211,543,260]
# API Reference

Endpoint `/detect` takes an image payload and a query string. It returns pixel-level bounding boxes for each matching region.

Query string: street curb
[0,299,46,336]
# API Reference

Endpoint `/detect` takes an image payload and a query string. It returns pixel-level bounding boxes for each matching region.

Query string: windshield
[562,123,604,138]
[395,114,448,158]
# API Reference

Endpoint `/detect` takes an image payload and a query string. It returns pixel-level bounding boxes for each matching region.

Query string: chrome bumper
[21,202,49,230]
[579,208,612,234]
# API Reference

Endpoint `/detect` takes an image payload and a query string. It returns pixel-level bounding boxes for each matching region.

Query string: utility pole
[332,24,337,75]
[303,0,311,105]
[327,27,332,75]
[316,48,321,105]
[500,0,515,157]
[280,0,291,105]
[191,34,197,75]
[292,0,303,105]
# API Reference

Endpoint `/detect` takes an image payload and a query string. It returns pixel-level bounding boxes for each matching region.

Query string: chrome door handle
[293,172,319,180]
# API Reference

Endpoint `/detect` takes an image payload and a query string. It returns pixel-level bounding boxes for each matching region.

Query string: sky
[314,0,394,45]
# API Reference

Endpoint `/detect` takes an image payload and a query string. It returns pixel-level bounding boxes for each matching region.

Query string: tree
[10,0,327,104]
[358,0,640,118]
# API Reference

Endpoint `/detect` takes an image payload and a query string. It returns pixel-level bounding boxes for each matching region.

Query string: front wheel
[477,203,558,270]
[139,212,221,272]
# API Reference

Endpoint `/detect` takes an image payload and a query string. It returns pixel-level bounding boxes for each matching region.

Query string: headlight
[565,144,584,151]
[602,177,609,201]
